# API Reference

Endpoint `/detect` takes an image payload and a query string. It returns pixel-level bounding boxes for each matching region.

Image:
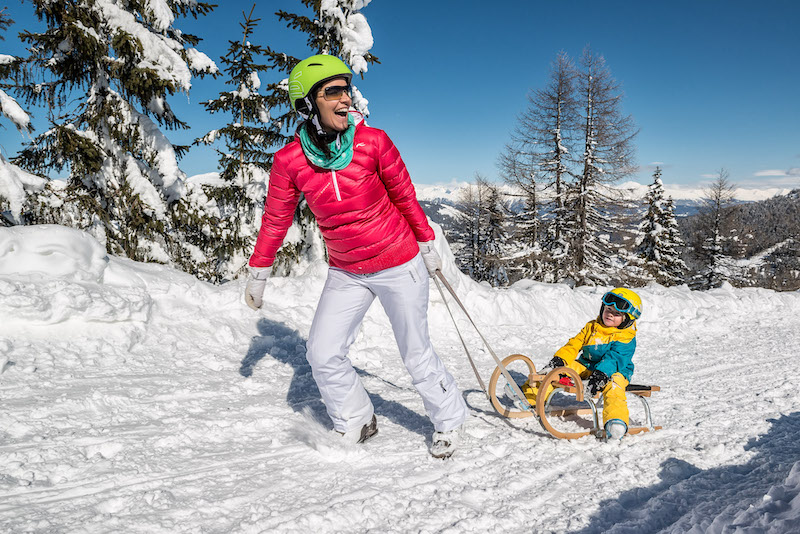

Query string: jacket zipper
[331,170,342,201]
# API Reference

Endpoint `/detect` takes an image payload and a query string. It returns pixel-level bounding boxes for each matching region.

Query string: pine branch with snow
[272,0,378,117]
[0,9,32,135]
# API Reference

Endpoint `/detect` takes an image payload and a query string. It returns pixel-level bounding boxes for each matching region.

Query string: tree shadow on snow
[241,317,430,436]
[573,411,800,533]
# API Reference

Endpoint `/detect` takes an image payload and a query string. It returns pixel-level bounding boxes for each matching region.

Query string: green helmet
[288,54,353,111]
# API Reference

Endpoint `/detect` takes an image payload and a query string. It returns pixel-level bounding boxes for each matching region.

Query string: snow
[144,0,175,32]
[0,156,47,224]
[321,0,375,76]
[2,223,800,533]
[91,0,217,92]
[0,89,31,133]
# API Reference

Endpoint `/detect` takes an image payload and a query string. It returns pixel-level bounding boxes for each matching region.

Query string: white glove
[418,241,442,277]
[245,266,272,310]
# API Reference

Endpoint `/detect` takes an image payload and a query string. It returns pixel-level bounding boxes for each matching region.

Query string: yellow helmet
[601,288,642,325]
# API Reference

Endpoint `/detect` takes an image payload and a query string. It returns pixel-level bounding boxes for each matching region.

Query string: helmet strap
[310,115,327,137]
[302,95,333,138]
[618,316,634,329]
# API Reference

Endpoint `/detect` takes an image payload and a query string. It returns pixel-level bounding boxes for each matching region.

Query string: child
[521,288,642,440]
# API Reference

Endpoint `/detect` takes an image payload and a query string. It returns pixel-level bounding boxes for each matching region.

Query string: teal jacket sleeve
[594,337,636,380]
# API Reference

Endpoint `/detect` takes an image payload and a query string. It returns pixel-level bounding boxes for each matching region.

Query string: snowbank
[1,223,800,533]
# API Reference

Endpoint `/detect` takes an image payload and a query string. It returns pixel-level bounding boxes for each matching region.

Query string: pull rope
[432,274,488,398]
[433,270,532,411]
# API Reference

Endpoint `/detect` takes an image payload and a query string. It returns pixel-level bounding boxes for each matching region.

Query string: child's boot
[604,418,628,441]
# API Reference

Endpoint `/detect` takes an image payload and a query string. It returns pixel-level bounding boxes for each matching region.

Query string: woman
[245,54,467,459]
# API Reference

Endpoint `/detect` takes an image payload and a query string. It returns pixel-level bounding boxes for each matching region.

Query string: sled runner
[488,354,662,440]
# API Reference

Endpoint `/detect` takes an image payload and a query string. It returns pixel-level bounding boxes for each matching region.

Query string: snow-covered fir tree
[568,46,638,285]
[481,182,510,286]
[634,167,688,285]
[661,196,689,281]
[498,150,540,249]
[690,168,736,289]
[11,0,218,266]
[191,6,275,281]
[454,181,486,281]
[454,177,511,286]
[496,150,550,281]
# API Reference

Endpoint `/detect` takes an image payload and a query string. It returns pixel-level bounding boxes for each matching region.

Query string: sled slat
[545,408,594,417]
[626,384,660,397]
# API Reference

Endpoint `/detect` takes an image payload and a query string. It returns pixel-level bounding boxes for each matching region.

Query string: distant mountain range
[413,180,797,219]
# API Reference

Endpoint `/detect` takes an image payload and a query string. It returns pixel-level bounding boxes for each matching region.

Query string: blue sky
[2,0,799,189]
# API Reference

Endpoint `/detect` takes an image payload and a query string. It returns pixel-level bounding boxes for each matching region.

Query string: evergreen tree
[498,150,539,248]
[690,168,736,289]
[454,180,486,281]
[481,179,510,286]
[661,196,689,282]
[12,0,218,265]
[454,176,510,286]
[191,5,274,281]
[568,46,638,285]
[635,167,687,285]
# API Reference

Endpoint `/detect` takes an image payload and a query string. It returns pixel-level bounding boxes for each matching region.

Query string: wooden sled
[488,354,662,440]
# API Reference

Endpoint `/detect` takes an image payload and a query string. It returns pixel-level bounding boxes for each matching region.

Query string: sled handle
[536,367,599,440]
[487,354,537,419]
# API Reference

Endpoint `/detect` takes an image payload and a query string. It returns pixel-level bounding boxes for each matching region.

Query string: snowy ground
[2,224,800,533]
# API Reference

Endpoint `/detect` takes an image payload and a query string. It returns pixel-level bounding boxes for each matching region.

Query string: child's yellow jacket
[554,319,637,380]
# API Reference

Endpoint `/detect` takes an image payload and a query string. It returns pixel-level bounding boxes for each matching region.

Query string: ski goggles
[601,292,638,317]
[321,84,352,101]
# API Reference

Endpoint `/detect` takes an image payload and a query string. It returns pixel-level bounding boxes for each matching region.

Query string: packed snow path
[1,225,799,533]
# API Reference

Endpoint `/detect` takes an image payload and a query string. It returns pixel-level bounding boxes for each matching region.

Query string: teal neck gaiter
[298,114,356,170]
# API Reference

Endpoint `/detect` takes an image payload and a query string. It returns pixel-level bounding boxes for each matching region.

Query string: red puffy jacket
[249,119,435,274]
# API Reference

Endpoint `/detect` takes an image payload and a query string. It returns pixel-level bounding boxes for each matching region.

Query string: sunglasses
[321,84,352,101]
[601,292,634,314]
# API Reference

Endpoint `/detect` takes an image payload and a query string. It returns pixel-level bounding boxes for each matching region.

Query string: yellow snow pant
[520,360,629,426]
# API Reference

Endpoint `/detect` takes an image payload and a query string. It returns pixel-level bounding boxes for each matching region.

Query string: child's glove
[585,370,609,397]
[541,356,566,373]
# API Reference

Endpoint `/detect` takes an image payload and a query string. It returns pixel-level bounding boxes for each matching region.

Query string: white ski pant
[306,254,467,433]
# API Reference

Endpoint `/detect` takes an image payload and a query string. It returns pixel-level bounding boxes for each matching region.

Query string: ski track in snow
[2,225,800,533]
